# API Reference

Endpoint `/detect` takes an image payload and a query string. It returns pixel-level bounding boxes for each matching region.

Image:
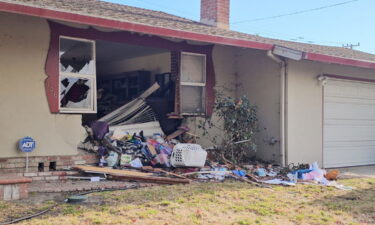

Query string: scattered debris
[73,165,190,184]
[74,83,351,190]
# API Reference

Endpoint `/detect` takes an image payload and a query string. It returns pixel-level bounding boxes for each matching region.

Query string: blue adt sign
[19,137,36,153]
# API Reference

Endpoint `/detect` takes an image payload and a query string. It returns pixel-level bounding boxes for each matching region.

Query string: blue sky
[105,0,375,54]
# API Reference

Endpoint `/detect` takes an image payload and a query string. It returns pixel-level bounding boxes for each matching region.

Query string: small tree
[200,92,258,164]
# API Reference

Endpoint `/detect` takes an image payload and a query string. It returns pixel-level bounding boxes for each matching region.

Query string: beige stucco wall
[185,45,237,148]
[186,46,283,164]
[5,11,374,168]
[0,12,85,158]
[97,53,171,75]
[286,59,375,166]
[236,49,281,163]
[0,12,239,158]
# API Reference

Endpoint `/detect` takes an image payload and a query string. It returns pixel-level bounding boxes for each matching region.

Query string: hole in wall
[49,161,57,171]
[38,162,44,172]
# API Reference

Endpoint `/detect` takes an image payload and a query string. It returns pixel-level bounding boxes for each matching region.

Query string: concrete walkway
[335,165,375,179]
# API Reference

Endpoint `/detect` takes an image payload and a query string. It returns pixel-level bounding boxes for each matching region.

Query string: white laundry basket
[170,144,207,167]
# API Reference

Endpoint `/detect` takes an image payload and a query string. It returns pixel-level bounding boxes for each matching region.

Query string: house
[1,0,375,175]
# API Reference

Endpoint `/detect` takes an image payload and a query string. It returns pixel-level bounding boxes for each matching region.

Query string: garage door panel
[324,146,375,167]
[325,80,375,98]
[323,79,375,167]
[325,102,375,120]
[325,142,375,148]
[324,125,375,141]
[324,151,375,167]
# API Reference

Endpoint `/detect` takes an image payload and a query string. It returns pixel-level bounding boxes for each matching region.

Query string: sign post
[18,137,36,173]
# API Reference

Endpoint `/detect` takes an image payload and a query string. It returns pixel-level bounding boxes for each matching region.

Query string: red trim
[2,2,375,70]
[305,53,375,70]
[0,1,271,51]
[324,74,375,83]
[45,29,59,113]
[45,22,216,115]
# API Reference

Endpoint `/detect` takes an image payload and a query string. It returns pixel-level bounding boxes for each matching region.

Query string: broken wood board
[73,165,154,177]
[110,175,190,184]
[166,126,190,141]
[142,167,194,182]
[73,165,190,184]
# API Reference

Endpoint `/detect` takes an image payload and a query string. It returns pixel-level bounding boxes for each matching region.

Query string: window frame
[58,36,97,114]
[179,52,207,115]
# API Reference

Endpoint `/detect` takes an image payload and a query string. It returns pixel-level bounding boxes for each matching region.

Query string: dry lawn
[1,178,374,225]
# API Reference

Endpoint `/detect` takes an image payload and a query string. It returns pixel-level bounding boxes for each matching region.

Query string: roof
[1,0,375,69]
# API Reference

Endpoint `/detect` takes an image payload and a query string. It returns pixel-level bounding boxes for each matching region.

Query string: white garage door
[324,79,375,168]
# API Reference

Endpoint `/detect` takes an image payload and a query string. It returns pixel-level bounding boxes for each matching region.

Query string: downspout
[267,50,287,167]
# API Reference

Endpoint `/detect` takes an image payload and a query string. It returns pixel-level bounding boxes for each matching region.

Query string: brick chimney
[200,0,230,29]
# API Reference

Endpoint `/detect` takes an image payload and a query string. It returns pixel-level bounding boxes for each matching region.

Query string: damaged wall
[184,45,237,148]
[236,49,281,163]
[185,46,282,164]
[0,12,86,158]
[286,60,375,166]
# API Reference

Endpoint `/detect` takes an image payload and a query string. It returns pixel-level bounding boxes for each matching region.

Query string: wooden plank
[110,175,190,184]
[73,165,154,177]
[166,126,190,141]
[73,165,190,184]
[143,168,194,182]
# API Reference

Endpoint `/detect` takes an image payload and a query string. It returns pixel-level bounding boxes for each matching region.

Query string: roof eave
[304,52,375,70]
[1,1,375,70]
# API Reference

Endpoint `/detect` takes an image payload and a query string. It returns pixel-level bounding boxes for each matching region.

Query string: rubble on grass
[76,116,351,190]
[74,83,350,190]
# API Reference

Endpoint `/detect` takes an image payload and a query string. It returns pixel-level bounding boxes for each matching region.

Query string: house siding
[0,12,86,158]
[0,12,237,159]
[286,59,375,166]
[187,47,283,164]
[3,11,374,168]
[236,49,281,163]
[184,45,237,148]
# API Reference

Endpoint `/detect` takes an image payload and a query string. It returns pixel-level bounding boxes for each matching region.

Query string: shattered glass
[59,38,95,75]
[60,77,92,109]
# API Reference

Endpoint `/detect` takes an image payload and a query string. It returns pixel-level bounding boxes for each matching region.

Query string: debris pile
[78,118,350,189]
[75,83,350,190]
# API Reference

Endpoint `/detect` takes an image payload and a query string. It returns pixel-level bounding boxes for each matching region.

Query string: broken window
[180,52,206,114]
[60,77,92,109]
[59,37,96,113]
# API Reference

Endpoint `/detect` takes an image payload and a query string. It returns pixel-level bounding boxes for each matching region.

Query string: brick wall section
[18,183,29,199]
[0,150,98,174]
[200,0,230,29]
[0,177,32,200]
[23,171,80,181]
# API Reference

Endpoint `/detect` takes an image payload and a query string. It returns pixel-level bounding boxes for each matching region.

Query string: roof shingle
[2,0,375,63]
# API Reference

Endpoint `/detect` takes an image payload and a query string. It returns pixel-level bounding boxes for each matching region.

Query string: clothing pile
[79,120,206,170]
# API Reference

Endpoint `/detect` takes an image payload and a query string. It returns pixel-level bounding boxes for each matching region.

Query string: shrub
[200,92,258,163]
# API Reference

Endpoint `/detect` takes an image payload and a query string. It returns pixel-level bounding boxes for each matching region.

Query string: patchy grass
[1,178,374,224]
[0,199,55,223]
